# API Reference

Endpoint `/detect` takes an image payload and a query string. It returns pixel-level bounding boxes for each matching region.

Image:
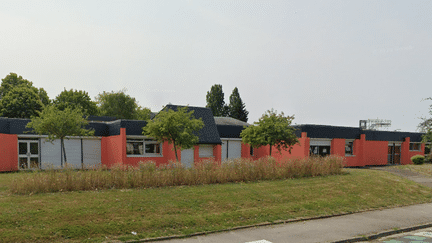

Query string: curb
[125,203,431,243]
[333,222,432,242]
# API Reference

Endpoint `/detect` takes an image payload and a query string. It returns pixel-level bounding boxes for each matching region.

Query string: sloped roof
[214,117,250,126]
[163,105,222,144]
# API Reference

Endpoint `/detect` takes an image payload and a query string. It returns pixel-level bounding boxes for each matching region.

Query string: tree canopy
[143,106,204,161]
[206,84,228,117]
[228,87,249,122]
[0,73,49,106]
[96,89,151,120]
[26,105,95,166]
[53,88,98,116]
[0,86,44,118]
[240,109,298,156]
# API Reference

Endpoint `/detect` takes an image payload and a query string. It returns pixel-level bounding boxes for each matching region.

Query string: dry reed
[10,156,345,194]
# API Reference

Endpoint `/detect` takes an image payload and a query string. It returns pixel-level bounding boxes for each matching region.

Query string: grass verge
[0,168,432,242]
[399,163,432,176]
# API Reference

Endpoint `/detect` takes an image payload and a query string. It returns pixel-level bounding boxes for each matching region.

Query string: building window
[345,142,353,156]
[199,145,214,157]
[126,139,161,156]
[409,143,421,151]
[309,146,331,156]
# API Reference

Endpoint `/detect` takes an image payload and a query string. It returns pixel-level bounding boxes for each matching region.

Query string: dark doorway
[388,144,401,164]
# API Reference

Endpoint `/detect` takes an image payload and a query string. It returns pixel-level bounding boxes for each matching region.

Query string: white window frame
[345,139,355,157]
[126,136,162,157]
[409,142,422,152]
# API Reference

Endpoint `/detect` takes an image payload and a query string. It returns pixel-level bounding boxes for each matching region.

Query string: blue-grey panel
[0,118,10,133]
[363,130,424,142]
[9,118,35,134]
[108,120,121,136]
[216,125,245,139]
[120,120,148,136]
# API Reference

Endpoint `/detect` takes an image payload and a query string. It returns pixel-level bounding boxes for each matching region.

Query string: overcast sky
[1,0,431,132]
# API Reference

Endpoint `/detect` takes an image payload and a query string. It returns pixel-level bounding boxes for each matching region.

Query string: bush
[411,155,425,165]
[10,156,345,195]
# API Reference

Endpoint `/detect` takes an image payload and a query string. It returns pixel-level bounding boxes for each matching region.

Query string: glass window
[199,145,213,157]
[126,139,161,156]
[310,146,331,156]
[19,142,27,155]
[345,142,353,155]
[409,143,421,151]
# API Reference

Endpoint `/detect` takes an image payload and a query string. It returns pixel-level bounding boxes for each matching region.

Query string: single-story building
[0,104,428,172]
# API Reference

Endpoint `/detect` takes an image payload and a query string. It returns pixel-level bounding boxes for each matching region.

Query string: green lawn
[0,169,431,242]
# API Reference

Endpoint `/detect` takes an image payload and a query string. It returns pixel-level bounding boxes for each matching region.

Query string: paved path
[140,166,432,243]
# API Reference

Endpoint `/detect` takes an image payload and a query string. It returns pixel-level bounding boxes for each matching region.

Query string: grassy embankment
[0,157,431,242]
[400,163,432,176]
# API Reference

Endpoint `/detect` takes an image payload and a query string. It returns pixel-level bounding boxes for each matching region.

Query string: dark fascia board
[293,124,362,139]
[163,105,222,144]
[294,124,425,142]
[216,124,246,139]
[119,120,148,136]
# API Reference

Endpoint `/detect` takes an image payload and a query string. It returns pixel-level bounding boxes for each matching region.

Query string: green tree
[0,73,50,106]
[228,87,249,122]
[240,109,298,156]
[96,89,151,120]
[206,84,228,117]
[0,86,44,118]
[421,98,432,154]
[53,88,98,116]
[143,106,204,161]
[26,105,95,166]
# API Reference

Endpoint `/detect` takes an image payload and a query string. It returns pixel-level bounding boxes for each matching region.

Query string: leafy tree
[0,86,44,118]
[241,109,298,156]
[206,84,228,116]
[143,106,204,161]
[96,89,151,120]
[228,87,249,122]
[53,88,98,116]
[0,73,50,106]
[421,98,432,154]
[26,105,95,166]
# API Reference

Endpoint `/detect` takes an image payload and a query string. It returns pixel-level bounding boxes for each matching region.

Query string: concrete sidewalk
[138,166,432,243]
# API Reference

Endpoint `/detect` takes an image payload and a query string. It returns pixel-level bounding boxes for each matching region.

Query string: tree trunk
[61,138,67,167]
[173,142,178,162]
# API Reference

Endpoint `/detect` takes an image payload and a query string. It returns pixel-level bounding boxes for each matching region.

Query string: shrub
[10,156,345,195]
[411,155,425,165]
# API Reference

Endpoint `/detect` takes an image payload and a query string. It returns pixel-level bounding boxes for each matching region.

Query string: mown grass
[1,167,432,242]
[10,156,344,194]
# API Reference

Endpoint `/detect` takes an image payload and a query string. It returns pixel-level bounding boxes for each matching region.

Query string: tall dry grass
[10,156,345,194]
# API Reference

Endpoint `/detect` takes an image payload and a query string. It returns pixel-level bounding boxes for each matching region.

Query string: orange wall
[101,128,125,167]
[364,140,388,166]
[330,139,345,157]
[0,134,18,172]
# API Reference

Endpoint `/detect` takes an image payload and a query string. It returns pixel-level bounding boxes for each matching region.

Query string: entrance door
[18,140,39,169]
[181,149,194,168]
[388,144,401,164]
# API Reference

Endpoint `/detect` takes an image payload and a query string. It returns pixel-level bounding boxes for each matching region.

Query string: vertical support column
[401,137,410,165]
[120,128,127,165]
[213,144,222,163]
[358,134,366,166]
[301,132,310,158]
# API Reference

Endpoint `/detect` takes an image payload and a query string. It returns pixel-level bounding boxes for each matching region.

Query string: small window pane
[30,142,38,155]
[145,143,160,154]
[345,142,353,155]
[30,158,39,169]
[19,158,28,169]
[19,143,27,155]
[126,141,143,155]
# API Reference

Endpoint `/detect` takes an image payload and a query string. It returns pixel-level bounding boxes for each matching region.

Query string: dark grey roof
[214,117,250,126]
[163,105,222,144]
[294,124,425,142]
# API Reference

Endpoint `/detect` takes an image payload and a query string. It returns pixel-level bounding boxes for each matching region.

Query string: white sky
[1,0,431,132]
